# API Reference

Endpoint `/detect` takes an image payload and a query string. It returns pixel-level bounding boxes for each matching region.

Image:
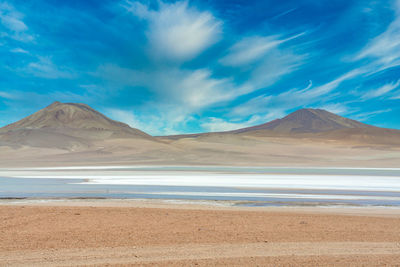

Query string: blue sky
[1,0,400,135]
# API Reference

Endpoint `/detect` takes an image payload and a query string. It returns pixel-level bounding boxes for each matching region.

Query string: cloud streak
[355,0,400,72]
[362,80,400,100]
[22,57,75,79]
[0,2,33,42]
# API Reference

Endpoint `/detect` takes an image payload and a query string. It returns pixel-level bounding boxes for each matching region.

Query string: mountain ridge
[229,108,373,134]
[1,102,399,149]
[0,101,145,134]
[0,102,399,167]
[0,101,154,150]
[160,108,383,139]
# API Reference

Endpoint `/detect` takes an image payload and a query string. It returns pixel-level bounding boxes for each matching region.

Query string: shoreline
[2,198,400,217]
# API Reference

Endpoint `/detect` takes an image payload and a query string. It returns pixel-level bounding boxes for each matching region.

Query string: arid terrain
[0,200,400,266]
[0,102,400,167]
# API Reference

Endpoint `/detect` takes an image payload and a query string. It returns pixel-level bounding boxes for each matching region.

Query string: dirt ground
[1,202,400,266]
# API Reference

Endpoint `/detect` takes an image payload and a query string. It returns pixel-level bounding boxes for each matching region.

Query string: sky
[0,0,400,135]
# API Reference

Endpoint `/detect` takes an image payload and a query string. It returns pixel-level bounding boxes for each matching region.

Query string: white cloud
[296,70,361,100]
[391,94,400,99]
[220,36,283,66]
[351,108,392,121]
[313,103,349,115]
[106,108,151,133]
[0,91,15,99]
[272,0,400,111]
[93,3,309,135]
[0,2,33,42]
[229,95,287,125]
[219,33,306,92]
[230,95,272,117]
[23,57,75,79]
[97,64,251,134]
[220,33,304,67]
[362,79,400,99]
[97,64,243,111]
[355,0,400,72]
[173,68,238,109]
[125,0,222,62]
[105,107,192,135]
[229,73,356,122]
[201,109,290,133]
[247,49,305,90]
[251,0,400,117]
[10,47,28,53]
[200,117,253,132]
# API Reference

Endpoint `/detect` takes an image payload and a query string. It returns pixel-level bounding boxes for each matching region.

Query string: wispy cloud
[287,69,362,103]
[10,47,29,54]
[219,32,306,91]
[313,103,349,115]
[220,35,283,66]
[96,63,249,134]
[200,117,254,132]
[96,64,242,111]
[91,1,309,133]
[106,107,193,135]
[0,2,33,42]
[22,57,75,79]
[351,108,392,121]
[124,0,222,62]
[230,95,272,117]
[271,7,298,20]
[105,108,158,134]
[229,72,357,123]
[362,79,400,100]
[355,0,400,72]
[0,91,15,99]
[220,33,304,67]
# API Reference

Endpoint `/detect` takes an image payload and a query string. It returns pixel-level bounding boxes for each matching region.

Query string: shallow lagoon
[1,166,400,207]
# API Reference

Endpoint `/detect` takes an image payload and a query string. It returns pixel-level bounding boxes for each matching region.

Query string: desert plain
[1,200,400,266]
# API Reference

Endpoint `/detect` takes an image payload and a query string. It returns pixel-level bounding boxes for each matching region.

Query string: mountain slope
[0,102,153,150]
[162,108,400,147]
[231,108,372,134]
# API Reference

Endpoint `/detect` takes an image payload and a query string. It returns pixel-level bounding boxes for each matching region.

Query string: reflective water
[1,166,400,207]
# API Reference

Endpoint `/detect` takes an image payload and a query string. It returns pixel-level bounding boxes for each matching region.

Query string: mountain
[228,109,400,146]
[0,101,153,150]
[0,104,399,167]
[163,108,400,147]
[231,108,372,134]
[163,108,375,139]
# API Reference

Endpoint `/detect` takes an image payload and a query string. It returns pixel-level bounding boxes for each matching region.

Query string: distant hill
[0,103,399,167]
[231,108,372,134]
[0,101,153,150]
[163,108,400,147]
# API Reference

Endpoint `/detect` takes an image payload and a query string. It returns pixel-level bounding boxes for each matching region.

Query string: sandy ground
[1,200,400,266]
[1,134,400,168]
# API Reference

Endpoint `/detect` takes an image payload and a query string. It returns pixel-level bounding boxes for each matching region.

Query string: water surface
[1,167,400,207]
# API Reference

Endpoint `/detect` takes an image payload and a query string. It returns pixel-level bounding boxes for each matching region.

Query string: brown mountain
[0,101,153,150]
[228,109,400,146]
[231,108,372,134]
[164,108,400,147]
[0,103,399,167]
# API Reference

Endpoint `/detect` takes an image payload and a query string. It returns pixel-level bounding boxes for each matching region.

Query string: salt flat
[1,166,400,207]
